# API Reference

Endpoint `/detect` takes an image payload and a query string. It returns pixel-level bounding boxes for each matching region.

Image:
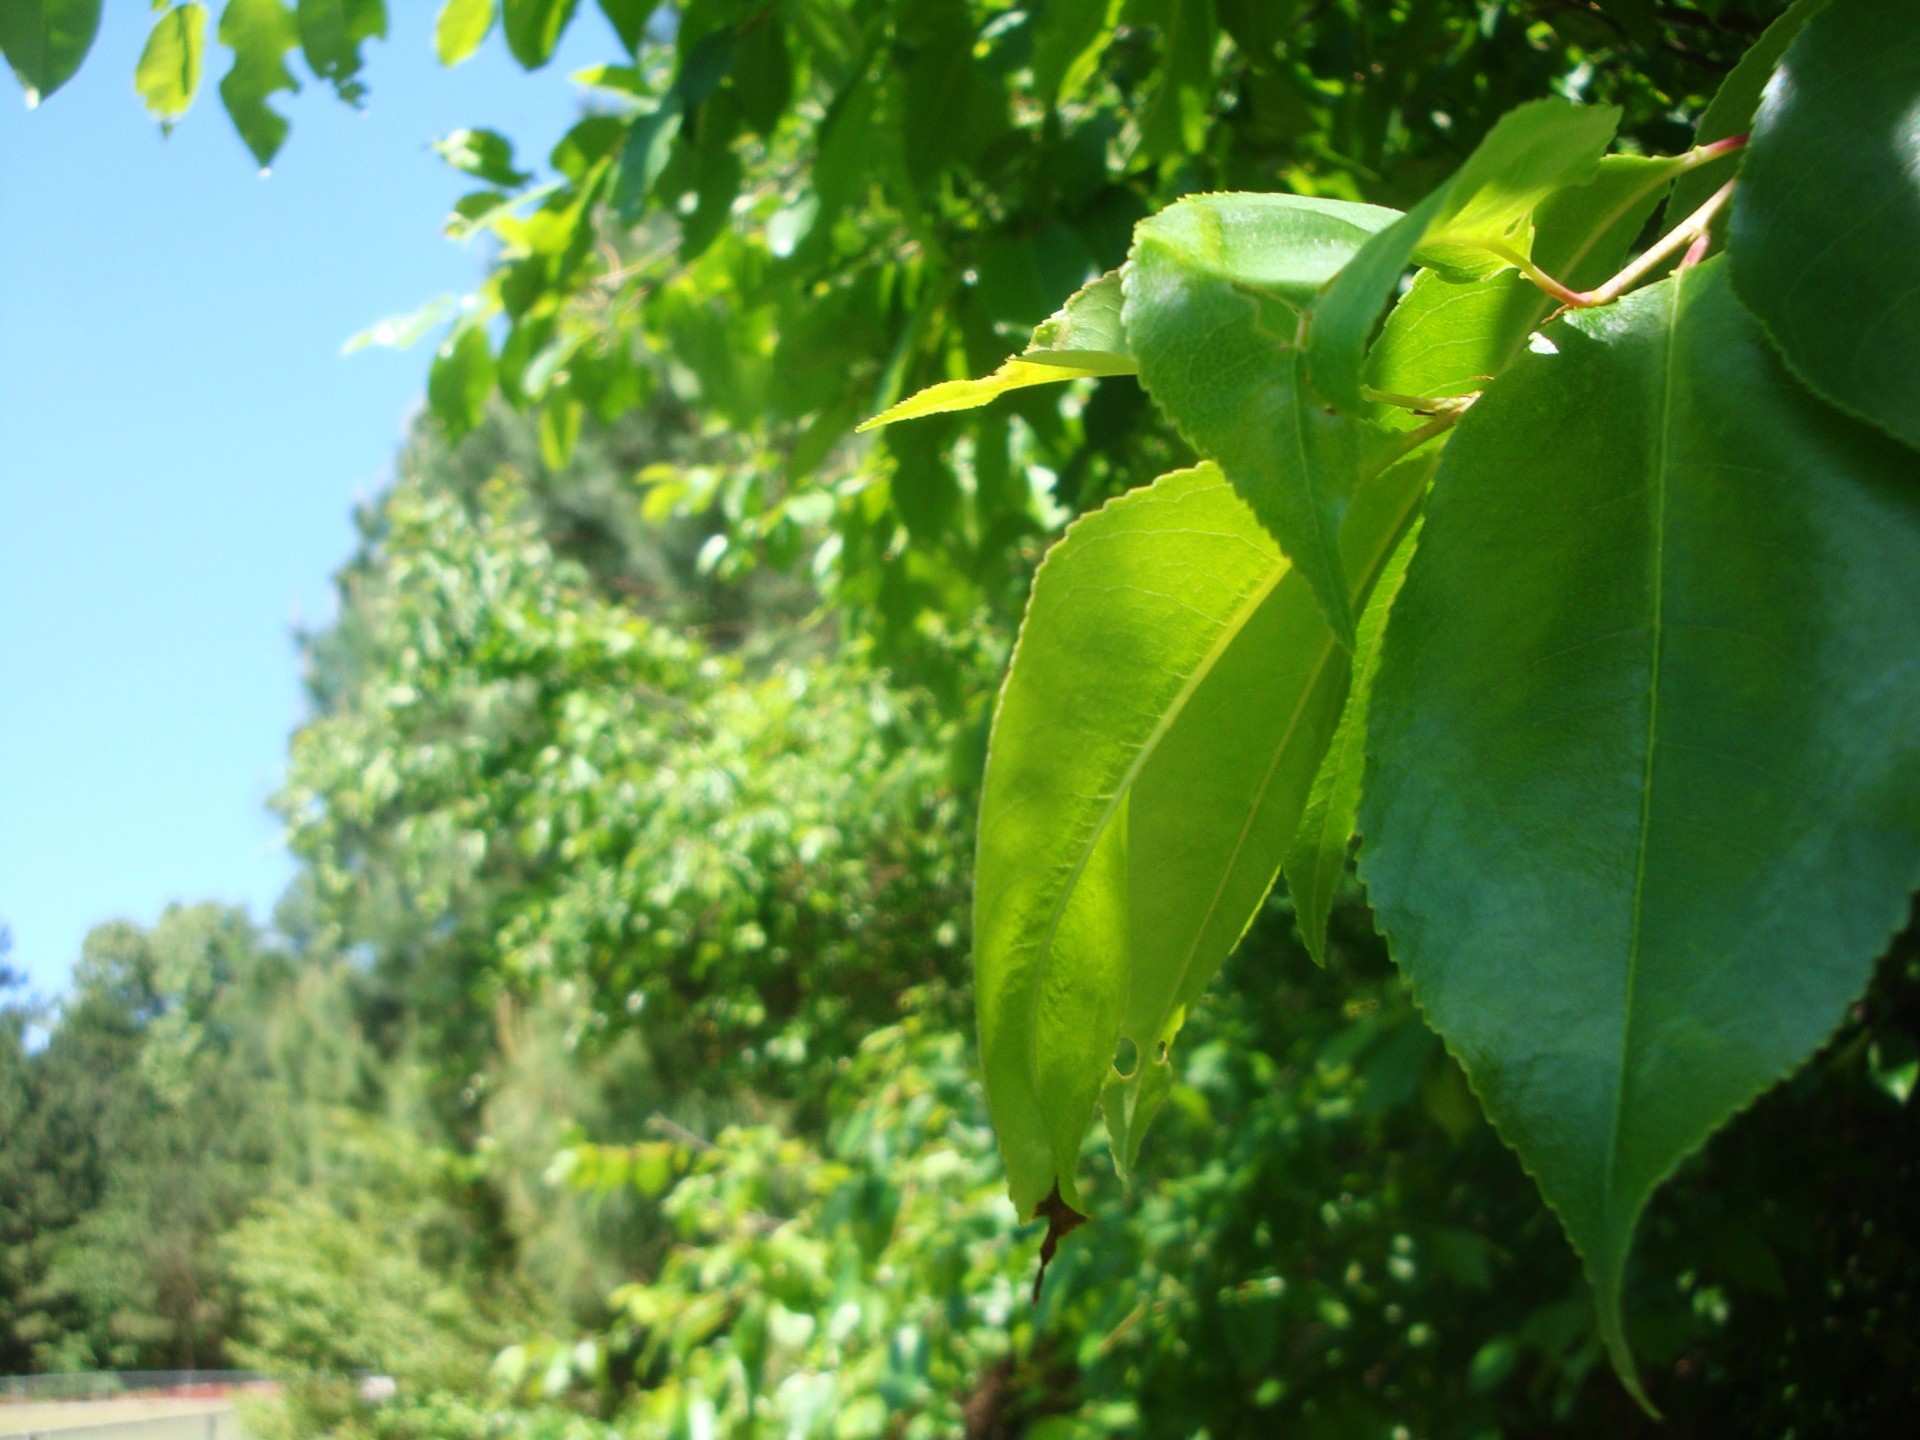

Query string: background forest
[3,2,1918,1437]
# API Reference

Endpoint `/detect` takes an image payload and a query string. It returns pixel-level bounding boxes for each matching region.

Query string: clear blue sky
[0,8,618,996]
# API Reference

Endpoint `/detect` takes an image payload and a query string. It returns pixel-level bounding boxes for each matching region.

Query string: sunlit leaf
[1125,192,1401,646]
[135,4,209,130]
[1360,259,1920,1403]
[501,0,578,70]
[296,0,385,104]
[434,0,494,66]
[433,127,531,187]
[217,0,301,167]
[1308,99,1620,412]
[0,0,102,104]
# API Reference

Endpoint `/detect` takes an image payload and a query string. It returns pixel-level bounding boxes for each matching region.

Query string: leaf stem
[1509,176,1739,311]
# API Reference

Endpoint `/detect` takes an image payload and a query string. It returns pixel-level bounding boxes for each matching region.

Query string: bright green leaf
[0,0,102,104]
[1307,99,1620,412]
[428,321,495,439]
[977,441,1434,1221]
[501,0,577,70]
[135,4,208,130]
[858,271,1134,432]
[1367,152,1691,405]
[217,0,301,168]
[1125,192,1401,646]
[434,0,494,66]
[1729,0,1920,451]
[1359,259,1920,1403]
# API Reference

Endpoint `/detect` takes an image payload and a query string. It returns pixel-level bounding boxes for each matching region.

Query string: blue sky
[0,8,618,996]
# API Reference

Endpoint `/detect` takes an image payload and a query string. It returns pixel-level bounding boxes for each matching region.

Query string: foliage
[871,0,1920,1406]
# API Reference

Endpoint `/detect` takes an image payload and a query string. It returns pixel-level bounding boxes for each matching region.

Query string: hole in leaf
[1112,1036,1139,1078]
[1154,1040,1169,1065]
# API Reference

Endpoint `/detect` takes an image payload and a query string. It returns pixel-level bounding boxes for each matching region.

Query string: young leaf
[1367,153,1691,404]
[434,0,495,66]
[218,0,302,168]
[1124,192,1400,646]
[976,443,1433,1223]
[135,4,209,131]
[0,0,102,105]
[1307,99,1620,412]
[1664,0,1832,223]
[1281,521,1416,968]
[858,271,1134,432]
[501,0,578,70]
[1729,0,1920,451]
[1359,258,1920,1403]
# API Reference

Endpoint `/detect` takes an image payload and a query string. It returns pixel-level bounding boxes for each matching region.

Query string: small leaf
[135,4,209,130]
[0,0,102,105]
[1125,192,1401,646]
[434,0,494,66]
[858,271,1134,432]
[594,0,647,54]
[612,102,681,223]
[501,0,578,70]
[1282,520,1416,968]
[1359,258,1920,1403]
[427,322,494,439]
[433,127,530,186]
[1367,152,1692,404]
[296,0,385,103]
[217,0,302,168]
[1308,98,1620,412]
[977,443,1433,1220]
[1665,0,1832,223]
[1729,0,1920,451]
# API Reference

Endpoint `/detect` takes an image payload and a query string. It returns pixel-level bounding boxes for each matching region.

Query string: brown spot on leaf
[1030,1183,1088,1303]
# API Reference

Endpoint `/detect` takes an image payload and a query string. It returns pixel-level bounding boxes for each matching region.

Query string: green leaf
[433,127,530,186]
[1136,0,1217,160]
[612,102,681,223]
[217,0,301,168]
[595,0,647,54]
[977,441,1433,1220]
[1665,0,1831,223]
[501,0,577,69]
[1729,0,1920,451]
[0,0,102,104]
[1124,192,1401,646]
[296,0,385,103]
[1031,0,1117,105]
[858,271,1134,432]
[1367,153,1691,405]
[434,0,494,66]
[730,14,788,135]
[1358,258,1920,1403]
[428,321,494,439]
[1282,520,1416,968]
[1307,99,1620,413]
[135,4,209,130]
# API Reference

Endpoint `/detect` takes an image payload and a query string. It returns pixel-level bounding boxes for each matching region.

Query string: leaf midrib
[1604,269,1685,1239]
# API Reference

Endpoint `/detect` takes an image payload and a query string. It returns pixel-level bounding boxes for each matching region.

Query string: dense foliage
[5,1,1920,1436]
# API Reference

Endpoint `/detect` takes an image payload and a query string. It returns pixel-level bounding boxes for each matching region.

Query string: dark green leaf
[1359,258,1920,1401]
[1729,0,1920,450]
[0,0,101,104]
[217,0,302,168]
[433,0,494,65]
[612,103,682,223]
[595,0,647,54]
[1125,192,1401,646]
[501,0,577,69]
[135,4,209,130]
[731,14,789,135]
[1307,99,1620,412]
[1665,0,1832,222]
[1136,0,1216,160]
[1031,0,1114,104]
[433,127,530,186]
[296,0,385,102]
